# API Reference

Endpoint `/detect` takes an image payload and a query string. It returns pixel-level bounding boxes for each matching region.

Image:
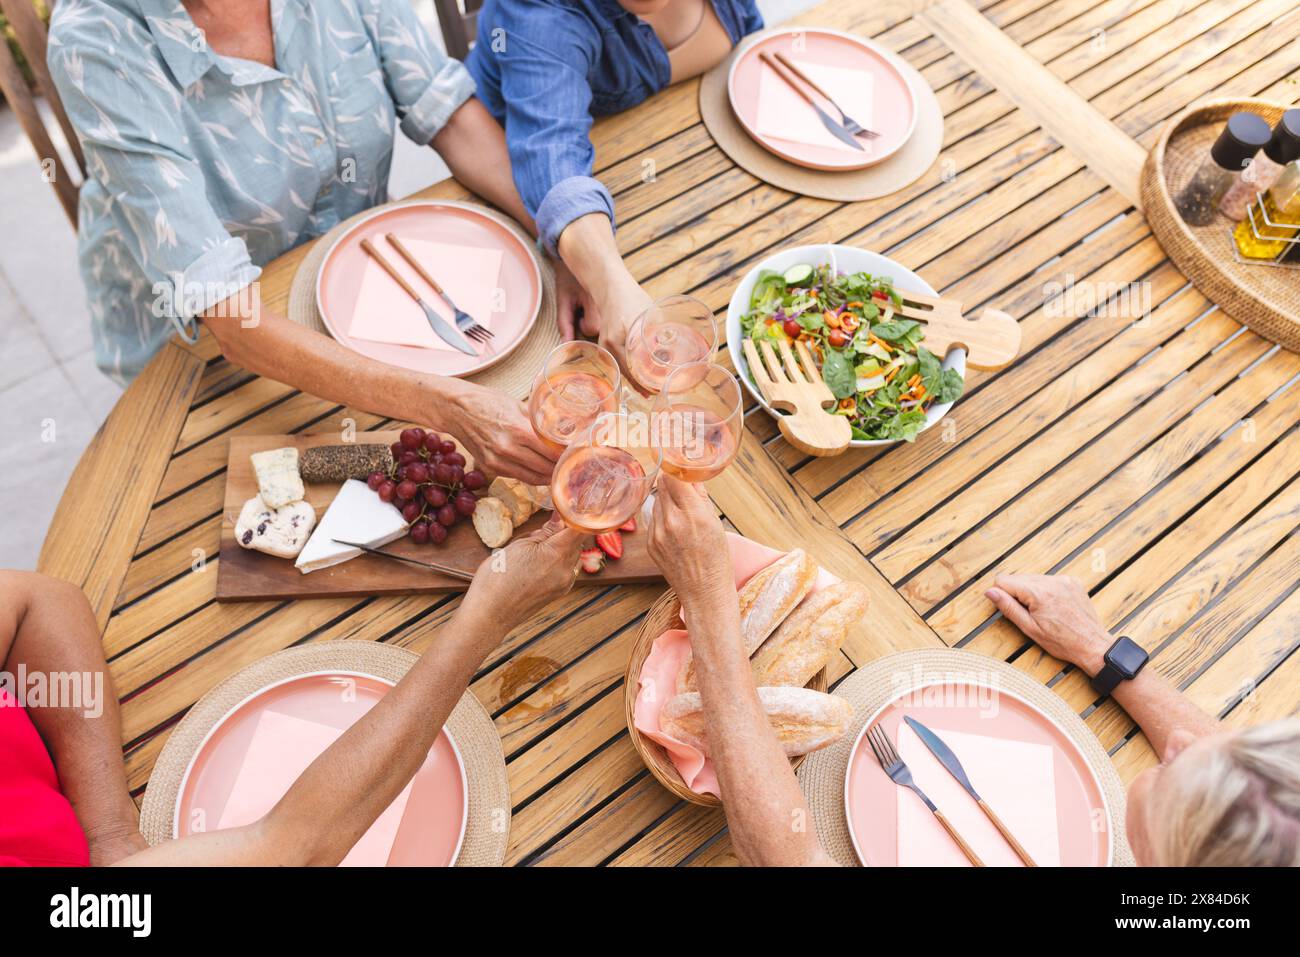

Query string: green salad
[741,262,964,442]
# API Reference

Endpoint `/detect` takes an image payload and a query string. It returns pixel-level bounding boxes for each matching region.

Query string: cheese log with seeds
[472,496,514,548]
[489,477,537,527]
[677,548,818,693]
[299,444,393,483]
[660,686,852,758]
[750,582,869,687]
[250,447,304,508]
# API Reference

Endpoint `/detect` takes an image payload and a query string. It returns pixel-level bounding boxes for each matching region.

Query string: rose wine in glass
[652,361,743,482]
[552,412,661,533]
[625,295,718,394]
[528,341,621,455]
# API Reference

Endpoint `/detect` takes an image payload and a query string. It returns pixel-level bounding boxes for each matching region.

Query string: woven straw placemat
[1141,98,1300,354]
[700,29,944,202]
[287,199,560,400]
[139,640,510,867]
[797,648,1134,867]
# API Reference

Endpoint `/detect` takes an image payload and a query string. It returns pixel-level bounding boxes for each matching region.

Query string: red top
[0,690,89,867]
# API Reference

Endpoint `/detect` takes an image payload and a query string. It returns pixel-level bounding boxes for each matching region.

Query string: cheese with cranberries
[234,495,316,558]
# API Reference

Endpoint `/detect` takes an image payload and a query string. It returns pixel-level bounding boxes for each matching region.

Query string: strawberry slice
[579,547,607,574]
[595,530,624,560]
[619,517,637,533]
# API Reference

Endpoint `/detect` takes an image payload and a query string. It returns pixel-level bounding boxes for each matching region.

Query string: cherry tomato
[828,328,848,348]
[782,318,801,339]
[872,289,890,301]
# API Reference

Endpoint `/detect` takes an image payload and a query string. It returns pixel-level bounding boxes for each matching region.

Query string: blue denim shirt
[467,0,762,254]
[48,0,474,383]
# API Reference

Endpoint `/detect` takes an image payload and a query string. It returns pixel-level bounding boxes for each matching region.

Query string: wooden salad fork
[867,724,985,867]
[742,337,851,456]
[384,232,494,344]
[888,289,1021,371]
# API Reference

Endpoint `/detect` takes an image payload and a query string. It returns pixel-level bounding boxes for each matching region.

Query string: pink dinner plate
[174,671,467,866]
[316,201,542,377]
[844,681,1113,866]
[728,28,917,171]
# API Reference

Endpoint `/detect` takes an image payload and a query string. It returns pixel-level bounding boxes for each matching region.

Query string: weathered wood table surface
[40,0,1300,865]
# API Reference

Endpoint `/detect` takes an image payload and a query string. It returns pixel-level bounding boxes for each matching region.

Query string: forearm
[555,213,640,306]
[205,294,459,428]
[434,99,536,236]
[1074,639,1218,760]
[0,574,141,860]
[683,589,830,867]
[119,603,507,866]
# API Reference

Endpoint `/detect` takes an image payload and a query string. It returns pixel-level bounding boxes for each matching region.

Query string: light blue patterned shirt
[48,0,475,384]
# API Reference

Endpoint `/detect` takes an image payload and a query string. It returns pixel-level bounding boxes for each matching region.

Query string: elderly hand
[647,474,734,611]
[443,381,558,486]
[985,574,1113,673]
[461,516,588,629]
[553,257,603,341]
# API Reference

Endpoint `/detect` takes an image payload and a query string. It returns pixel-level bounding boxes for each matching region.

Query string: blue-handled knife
[359,238,478,356]
[904,715,1038,866]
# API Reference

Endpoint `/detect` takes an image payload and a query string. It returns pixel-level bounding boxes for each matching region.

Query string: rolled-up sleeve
[49,42,260,341]
[364,0,475,145]
[475,16,613,254]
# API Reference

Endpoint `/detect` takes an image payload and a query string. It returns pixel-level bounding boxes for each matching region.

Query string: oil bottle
[1233,160,1300,260]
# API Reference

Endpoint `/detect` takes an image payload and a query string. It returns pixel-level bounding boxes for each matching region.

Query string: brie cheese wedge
[294,479,408,574]
[251,447,304,509]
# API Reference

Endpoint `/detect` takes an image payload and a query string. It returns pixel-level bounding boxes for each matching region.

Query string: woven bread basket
[624,588,829,807]
[1141,97,1300,352]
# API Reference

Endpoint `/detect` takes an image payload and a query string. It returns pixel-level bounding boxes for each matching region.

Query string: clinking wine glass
[625,294,718,394]
[528,341,622,455]
[651,361,743,483]
[551,411,661,534]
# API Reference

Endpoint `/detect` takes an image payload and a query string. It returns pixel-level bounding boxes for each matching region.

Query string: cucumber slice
[782,263,814,286]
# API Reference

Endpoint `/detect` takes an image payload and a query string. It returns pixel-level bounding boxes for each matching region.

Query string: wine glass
[528,341,621,455]
[652,362,743,482]
[625,295,718,394]
[551,411,661,534]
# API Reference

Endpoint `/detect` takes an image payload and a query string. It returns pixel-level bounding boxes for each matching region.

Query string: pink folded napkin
[755,58,875,153]
[895,721,1061,866]
[348,236,503,350]
[217,709,414,866]
[632,533,839,797]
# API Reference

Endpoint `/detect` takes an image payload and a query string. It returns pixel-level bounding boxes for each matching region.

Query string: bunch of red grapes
[366,428,487,546]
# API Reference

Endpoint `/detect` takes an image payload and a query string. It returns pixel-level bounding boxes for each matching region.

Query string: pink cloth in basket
[632,534,839,797]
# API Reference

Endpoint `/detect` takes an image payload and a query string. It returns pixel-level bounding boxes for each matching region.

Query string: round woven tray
[796,649,1134,867]
[1142,97,1300,353]
[623,588,828,807]
[287,198,561,400]
[139,640,511,867]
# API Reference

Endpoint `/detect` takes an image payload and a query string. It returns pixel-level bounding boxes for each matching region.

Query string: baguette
[750,582,869,687]
[489,477,537,527]
[677,548,818,693]
[471,496,514,548]
[660,686,853,758]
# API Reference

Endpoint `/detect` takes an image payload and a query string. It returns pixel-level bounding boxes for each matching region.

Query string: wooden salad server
[742,338,851,457]
[889,290,1022,371]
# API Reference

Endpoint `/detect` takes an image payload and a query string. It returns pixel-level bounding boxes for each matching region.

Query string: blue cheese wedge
[235,495,316,558]
[294,479,408,574]
[251,447,304,509]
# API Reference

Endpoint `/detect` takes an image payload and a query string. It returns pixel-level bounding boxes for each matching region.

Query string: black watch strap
[1090,636,1148,697]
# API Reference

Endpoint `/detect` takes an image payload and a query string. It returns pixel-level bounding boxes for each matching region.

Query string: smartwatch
[1090,636,1149,697]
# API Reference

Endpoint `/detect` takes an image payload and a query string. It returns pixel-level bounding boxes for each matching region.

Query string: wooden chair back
[434,0,482,61]
[0,0,84,226]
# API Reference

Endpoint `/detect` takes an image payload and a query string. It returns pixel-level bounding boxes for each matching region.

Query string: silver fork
[866,724,984,866]
[385,232,494,344]
[773,50,880,139]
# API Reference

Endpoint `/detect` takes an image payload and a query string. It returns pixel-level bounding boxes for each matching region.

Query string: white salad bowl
[726,244,967,449]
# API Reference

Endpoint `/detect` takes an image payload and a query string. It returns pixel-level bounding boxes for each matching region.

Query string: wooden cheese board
[216,431,662,601]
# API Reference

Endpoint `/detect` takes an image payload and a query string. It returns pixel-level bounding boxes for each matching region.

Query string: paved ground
[0,0,810,569]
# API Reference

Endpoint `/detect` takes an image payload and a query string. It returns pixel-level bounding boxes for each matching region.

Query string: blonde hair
[1150,719,1300,866]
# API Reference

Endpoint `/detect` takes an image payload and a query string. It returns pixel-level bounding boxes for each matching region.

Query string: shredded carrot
[870,334,893,352]
[846,300,864,309]
[885,366,900,382]
[823,309,840,329]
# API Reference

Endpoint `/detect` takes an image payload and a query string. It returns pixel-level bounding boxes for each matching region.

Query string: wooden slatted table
[39,0,1300,865]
